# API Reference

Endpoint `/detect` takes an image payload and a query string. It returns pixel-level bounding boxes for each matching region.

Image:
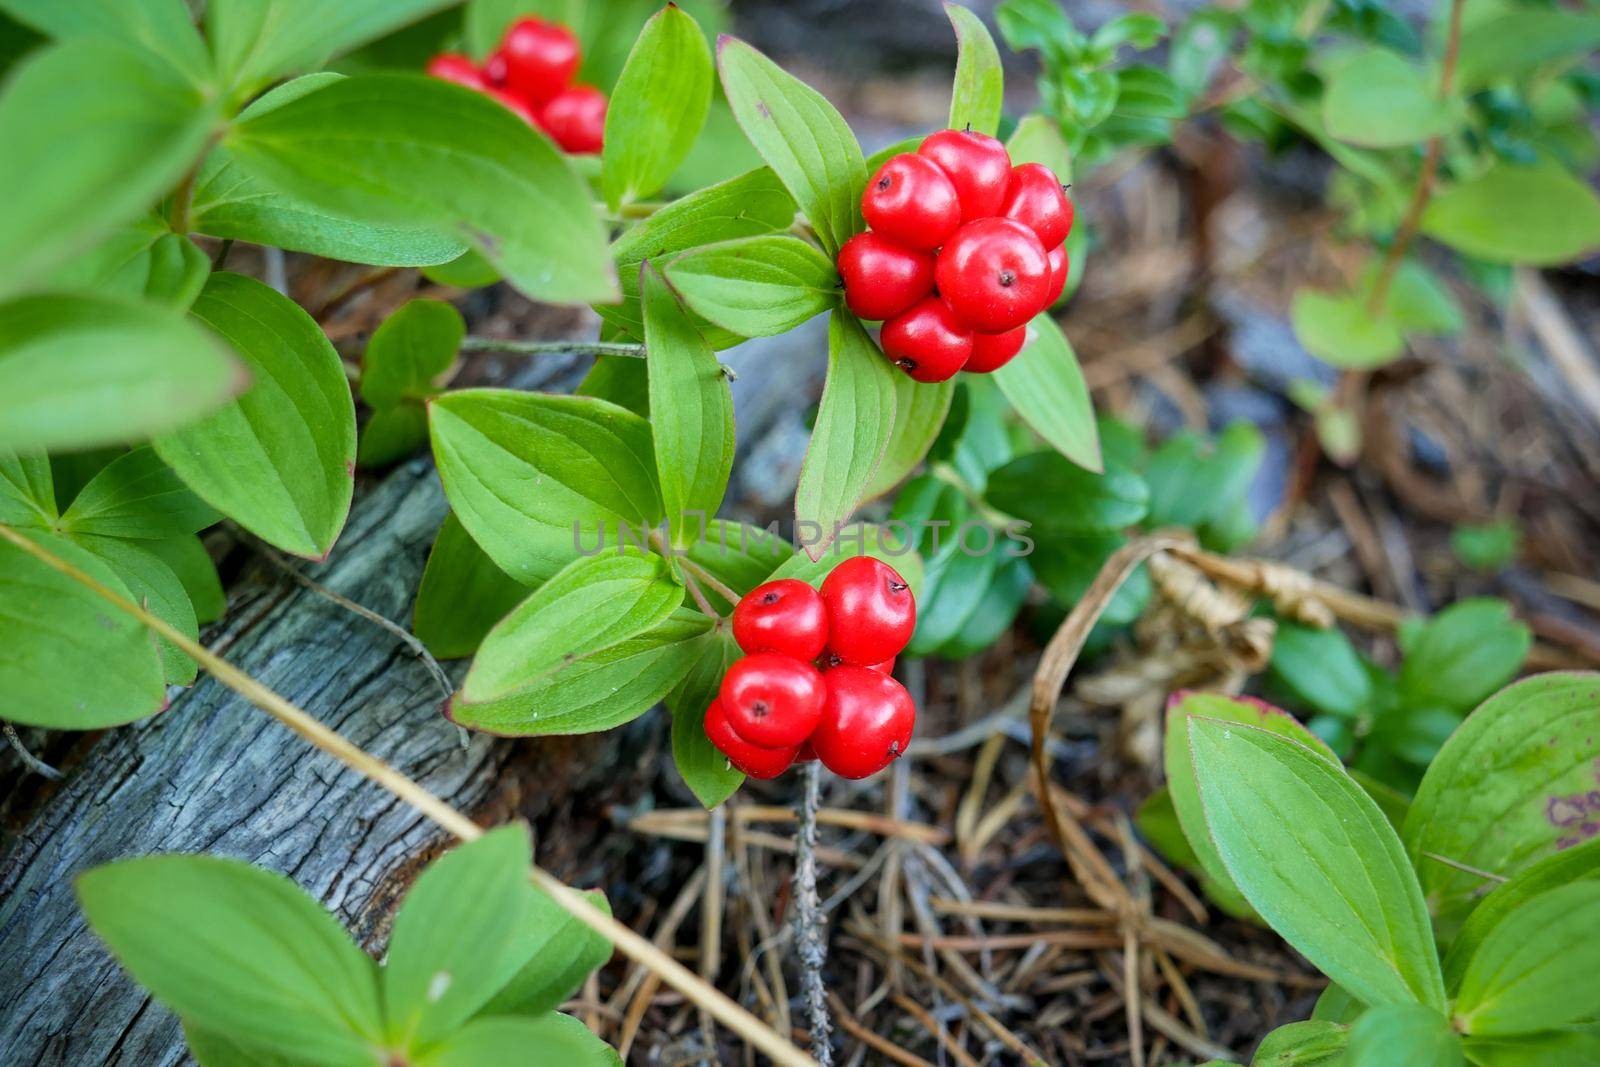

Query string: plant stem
[460,337,739,381]
[679,556,742,607]
[793,760,833,1065]
[3,721,62,780]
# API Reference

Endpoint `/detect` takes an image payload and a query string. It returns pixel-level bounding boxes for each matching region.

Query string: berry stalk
[793,758,834,1066]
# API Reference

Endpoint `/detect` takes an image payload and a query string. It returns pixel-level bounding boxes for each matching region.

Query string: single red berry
[718,653,826,748]
[837,232,934,321]
[1045,243,1069,306]
[705,699,798,780]
[999,163,1074,248]
[819,651,895,673]
[965,326,1027,373]
[935,218,1051,333]
[426,54,486,91]
[810,666,916,779]
[733,579,829,661]
[917,129,1012,222]
[500,17,580,104]
[541,85,606,153]
[861,154,961,251]
[485,87,539,126]
[880,297,972,383]
[820,556,916,664]
[483,50,509,87]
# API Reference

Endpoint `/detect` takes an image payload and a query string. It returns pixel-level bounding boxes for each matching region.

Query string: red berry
[483,50,509,87]
[819,652,895,673]
[1045,243,1069,306]
[500,17,580,104]
[718,653,826,748]
[733,579,829,661]
[866,657,896,674]
[935,218,1051,333]
[485,87,539,126]
[705,699,798,780]
[999,163,1074,248]
[820,556,916,664]
[797,740,818,763]
[965,326,1027,373]
[917,129,1012,222]
[861,154,961,251]
[810,666,916,779]
[541,85,606,153]
[880,297,972,383]
[426,54,486,91]
[837,232,934,321]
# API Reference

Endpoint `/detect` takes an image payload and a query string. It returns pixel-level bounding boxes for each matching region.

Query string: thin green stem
[679,555,741,606]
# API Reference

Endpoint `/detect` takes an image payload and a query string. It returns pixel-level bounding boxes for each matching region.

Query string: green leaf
[599,167,797,348]
[1344,1005,1462,1067]
[0,293,241,452]
[414,513,529,660]
[1291,289,1404,370]
[76,854,383,1066]
[767,523,924,602]
[361,300,463,411]
[1451,520,1520,573]
[667,629,746,807]
[1422,161,1600,267]
[205,0,455,100]
[1030,532,1150,628]
[43,216,210,310]
[1006,114,1074,184]
[1456,9,1600,91]
[357,405,430,469]
[1170,9,1236,103]
[1322,48,1455,148]
[993,315,1101,471]
[146,533,226,624]
[58,447,219,540]
[602,4,713,210]
[1359,259,1463,337]
[717,36,866,257]
[641,262,735,544]
[1250,1020,1348,1065]
[0,0,210,80]
[1268,622,1374,720]
[155,273,356,560]
[794,313,897,560]
[946,3,1003,136]
[863,375,956,500]
[995,0,1082,63]
[1461,1029,1600,1067]
[184,1022,323,1067]
[418,1014,620,1067]
[1453,881,1600,1036]
[1091,12,1165,54]
[72,533,199,684]
[448,608,710,736]
[463,552,684,705]
[0,529,166,728]
[480,886,613,1017]
[927,554,1031,659]
[0,446,55,528]
[1144,421,1264,530]
[664,235,838,339]
[428,390,664,586]
[226,73,617,305]
[1311,983,1367,1026]
[384,826,534,1047]
[1397,599,1530,712]
[0,37,218,296]
[1187,714,1446,1010]
[986,453,1148,534]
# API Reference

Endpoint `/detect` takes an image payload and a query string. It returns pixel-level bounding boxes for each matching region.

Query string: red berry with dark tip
[810,666,916,779]
[819,651,895,673]
[500,17,580,104]
[917,129,1012,222]
[733,579,829,661]
[1045,243,1069,306]
[427,53,486,91]
[485,87,540,126]
[837,232,935,321]
[542,85,606,153]
[999,163,1074,248]
[820,556,916,665]
[718,653,826,748]
[880,297,972,383]
[861,153,961,251]
[705,699,799,779]
[935,218,1051,333]
[965,326,1027,373]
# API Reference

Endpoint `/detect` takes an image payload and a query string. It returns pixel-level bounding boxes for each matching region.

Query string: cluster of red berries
[427,17,605,154]
[838,130,1074,382]
[706,557,918,781]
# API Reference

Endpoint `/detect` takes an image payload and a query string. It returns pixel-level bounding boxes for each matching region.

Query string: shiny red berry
[796,739,818,763]
[820,556,916,665]
[880,297,972,383]
[483,50,509,87]
[935,218,1050,333]
[718,653,826,748]
[485,87,539,126]
[705,699,798,780]
[917,129,1012,222]
[500,17,580,104]
[861,154,961,251]
[542,85,606,153]
[1045,244,1069,306]
[999,163,1074,248]
[819,651,895,673]
[965,326,1027,373]
[426,54,486,91]
[810,666,916,779]
[837,232,934,321]
[733,579,829,661]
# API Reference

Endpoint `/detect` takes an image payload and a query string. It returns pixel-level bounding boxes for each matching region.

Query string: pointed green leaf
[664,234,838,339]
[985,453,1147,533]
[946,3,1004,136]
[1006,113,1073,182]
[413,513,529,660]
[0,446,55,527]
[155,273,356,559]
[43,216,210,310]
[0,0,210,80]
[357,404,430,469]
[72,533,199,684]
[1344,1005,1462,1067]
[993,314,1101,471]
[417,1014,620,1067]
[601,3,713,210]
[863,375,956,500]
[1456,9,1600,90]
[361,299,463,410]
[667,629,746,807]
[1268,622,1373,720]
[183,1022,323,1067]
[1398,599,1530,712]
[1421,162,1600,267]
[76,855,383,1066]
[1250,1020,1348,1065]
[1461,1028,1600,1067]
[1322,48,1456,148]
[717,36,866,257]
[1453,882,1600,1036]
[480,887,613,1018]
[145,533,226,624]
[1292,289,1404,370]
[59,447,219,539]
